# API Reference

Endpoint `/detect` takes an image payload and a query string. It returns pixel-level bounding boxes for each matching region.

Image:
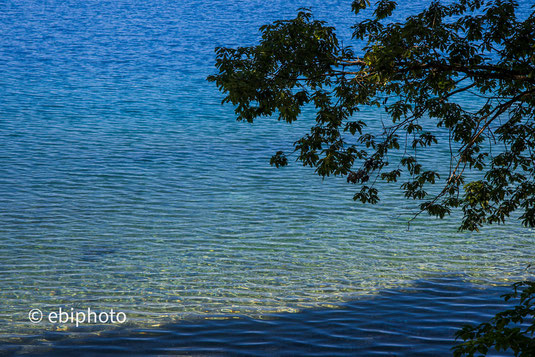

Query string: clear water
[0,0,533,354]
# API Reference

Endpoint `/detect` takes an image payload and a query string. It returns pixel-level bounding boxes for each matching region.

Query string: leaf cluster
[209,0,535,231]
[453,280,535,356]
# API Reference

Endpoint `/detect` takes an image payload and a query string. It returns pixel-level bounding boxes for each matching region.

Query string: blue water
[0,277,517,356]
[0,0,533,355]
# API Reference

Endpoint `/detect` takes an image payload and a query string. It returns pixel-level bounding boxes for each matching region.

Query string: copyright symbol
[28,309,43,323]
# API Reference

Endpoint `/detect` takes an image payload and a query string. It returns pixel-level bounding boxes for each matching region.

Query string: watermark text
[29,308,127,327]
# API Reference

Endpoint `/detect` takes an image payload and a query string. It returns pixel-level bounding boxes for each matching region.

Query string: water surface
[0,0,533,354]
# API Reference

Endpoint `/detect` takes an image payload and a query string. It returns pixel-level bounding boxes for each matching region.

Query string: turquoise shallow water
[0,277,520,355]
[0,0,534,354]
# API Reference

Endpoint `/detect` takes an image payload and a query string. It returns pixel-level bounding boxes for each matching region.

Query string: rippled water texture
[0,277,519,355]
[0,0,533,354]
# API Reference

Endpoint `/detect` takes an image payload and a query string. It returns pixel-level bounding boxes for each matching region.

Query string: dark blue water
[0,0,533,355]
[0,277,518,356]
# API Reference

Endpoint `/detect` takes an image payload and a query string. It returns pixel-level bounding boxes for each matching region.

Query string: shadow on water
[4,275,515,356]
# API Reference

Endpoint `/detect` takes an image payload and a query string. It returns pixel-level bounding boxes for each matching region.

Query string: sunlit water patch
[0,276,524,355]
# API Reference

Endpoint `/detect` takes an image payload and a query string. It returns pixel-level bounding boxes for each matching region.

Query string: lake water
[0,0,533,355]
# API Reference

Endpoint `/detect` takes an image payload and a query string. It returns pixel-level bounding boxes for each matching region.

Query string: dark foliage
[453,280,535,356]
[208,0,535,231]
